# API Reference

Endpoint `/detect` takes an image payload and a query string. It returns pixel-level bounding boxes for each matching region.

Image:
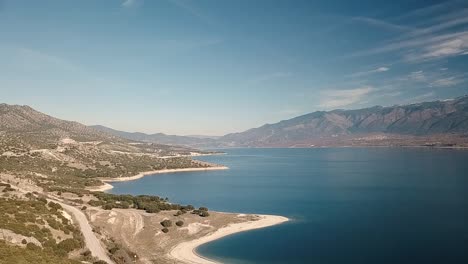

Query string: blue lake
[110,148,468,264]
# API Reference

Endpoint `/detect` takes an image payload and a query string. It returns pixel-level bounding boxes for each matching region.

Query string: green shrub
[160,219,172,227]
[175,220,184,227]
[161,228,169,233]
[184,205,194,210]
[0,240,80,264]
[57,238,81,253]
[103,203,114,210]
[174,210,185,216]
[26,242,41,251]
[199,211,210,217]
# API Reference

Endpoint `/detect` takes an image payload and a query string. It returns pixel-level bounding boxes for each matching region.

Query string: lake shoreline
[169,214,290,264]
[86,164,290,264]
[87,166,229,192]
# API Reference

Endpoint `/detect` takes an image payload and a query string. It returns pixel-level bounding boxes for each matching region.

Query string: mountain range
[0,103,204,155]
[90,125,218,148]
[93,96,468,148]
[3,96,468,149]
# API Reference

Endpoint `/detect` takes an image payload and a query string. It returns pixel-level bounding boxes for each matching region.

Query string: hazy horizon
[1,0,468,135]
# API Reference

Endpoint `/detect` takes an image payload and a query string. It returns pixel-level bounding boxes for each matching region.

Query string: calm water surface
[110,148,468,264]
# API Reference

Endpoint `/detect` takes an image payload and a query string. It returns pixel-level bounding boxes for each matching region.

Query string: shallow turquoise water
[110,148,468,264]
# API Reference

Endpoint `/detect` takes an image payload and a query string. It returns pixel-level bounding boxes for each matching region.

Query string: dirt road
[54,200,115,264]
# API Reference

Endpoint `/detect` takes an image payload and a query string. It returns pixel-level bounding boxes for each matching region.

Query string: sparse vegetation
[0,241,81,264]
[199,211,210,217]
[89,192,200,214]
[0,104,219,264]
[175,220,184,227]
[192,208,211,217]
[160,220,172,228]
[174,210,186,216]
[0,196,84,262]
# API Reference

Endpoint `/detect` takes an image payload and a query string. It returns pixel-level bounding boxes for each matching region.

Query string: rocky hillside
[0,103,216,195]
[220,96,468,147]
[0,103,204,154]
[0,104,120,145]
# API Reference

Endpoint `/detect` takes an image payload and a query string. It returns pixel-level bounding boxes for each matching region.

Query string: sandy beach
[169,214,289,264]
[87,166,229,192]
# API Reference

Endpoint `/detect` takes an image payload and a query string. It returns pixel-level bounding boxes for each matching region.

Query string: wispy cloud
[168,0,212,23]
[430,76,465,87]
[399,70,467,87]
[318,86,373,109]
[352,17,412,32]
[392,0,461,22]
[345,5,468,62]
[347,31,468,59]
[348,66,389,77]
[404,32,468,61]
[406,70,427,82]
[403,9,468,39]
[121,0,140,8]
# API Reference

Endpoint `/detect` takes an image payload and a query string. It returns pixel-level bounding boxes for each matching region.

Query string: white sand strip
[169,214,289,264]
[87,182,114,192]
[87,166,229,192]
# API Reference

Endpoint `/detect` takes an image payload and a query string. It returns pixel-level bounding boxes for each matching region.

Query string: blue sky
[1,0,467,135]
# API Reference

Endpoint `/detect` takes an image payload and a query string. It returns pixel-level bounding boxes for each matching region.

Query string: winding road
[54,200,115,264]
[11,182,114,264]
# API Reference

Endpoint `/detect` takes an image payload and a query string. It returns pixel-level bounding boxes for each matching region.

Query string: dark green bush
[160,219,172,227]
[26,242,41,251]
[174,210,186,216]
[103,203,114,210]
[199,211,210,217]
[57,238,81,253]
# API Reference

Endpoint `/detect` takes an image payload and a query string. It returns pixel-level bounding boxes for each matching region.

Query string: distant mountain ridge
[220,96,468,147]
[90,125,217,148]
[0,103,202,154]
[92,96,468,148]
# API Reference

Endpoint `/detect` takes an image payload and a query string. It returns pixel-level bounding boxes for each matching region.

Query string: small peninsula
[0,103,288,264]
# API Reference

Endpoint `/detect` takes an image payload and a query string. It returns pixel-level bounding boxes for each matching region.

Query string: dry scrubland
[0,104,287,264]
[0,148,237,264]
